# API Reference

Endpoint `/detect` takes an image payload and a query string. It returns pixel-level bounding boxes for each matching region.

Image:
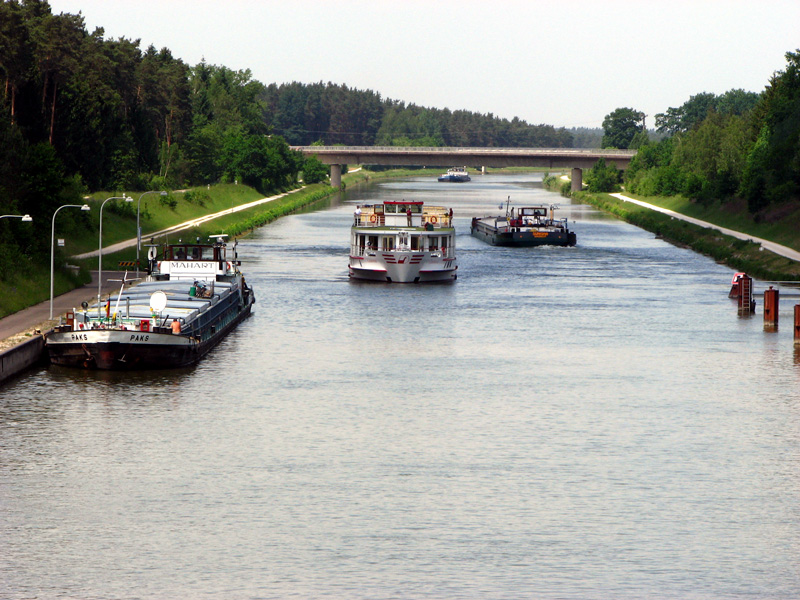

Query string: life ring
[430,216,438,224]
[369,214,377,223]
[147,246,157,260]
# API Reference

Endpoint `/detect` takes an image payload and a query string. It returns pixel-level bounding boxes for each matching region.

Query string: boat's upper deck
[354,201,453,229]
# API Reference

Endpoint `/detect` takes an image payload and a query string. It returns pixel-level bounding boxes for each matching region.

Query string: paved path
[72,188,302,259]
[609,192,800,262]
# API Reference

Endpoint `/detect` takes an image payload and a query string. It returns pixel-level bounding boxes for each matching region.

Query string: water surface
[2,174,799,599]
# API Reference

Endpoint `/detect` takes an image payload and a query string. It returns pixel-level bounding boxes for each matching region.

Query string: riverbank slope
[545,176,800,281]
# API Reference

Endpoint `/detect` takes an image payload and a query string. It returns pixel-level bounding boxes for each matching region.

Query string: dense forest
[261,81,573,148]
[588,55,800,221]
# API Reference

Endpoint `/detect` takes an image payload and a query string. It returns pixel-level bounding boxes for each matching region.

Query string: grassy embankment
[2,178,356,319]
[543,176,800,281]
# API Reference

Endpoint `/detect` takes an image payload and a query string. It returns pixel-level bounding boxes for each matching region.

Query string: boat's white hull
[349,252,457,283]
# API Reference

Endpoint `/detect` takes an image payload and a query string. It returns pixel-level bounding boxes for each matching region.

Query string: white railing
[351,246,455,259]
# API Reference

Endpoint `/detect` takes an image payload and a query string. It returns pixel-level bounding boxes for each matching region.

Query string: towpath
[73,188,302,259]
[609,192,800,263]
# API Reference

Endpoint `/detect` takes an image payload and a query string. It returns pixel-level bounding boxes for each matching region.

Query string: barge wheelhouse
[349,201,457,283]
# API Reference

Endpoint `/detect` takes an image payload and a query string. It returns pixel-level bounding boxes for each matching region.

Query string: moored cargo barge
[45,236,254,370]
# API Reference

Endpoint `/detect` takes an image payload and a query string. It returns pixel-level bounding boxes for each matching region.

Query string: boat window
[428,236,438,250]
[411,236,419,250]
[173,246,187,260]
[368,235,378,250]
[382,236,395,250]
[441,237,448,250]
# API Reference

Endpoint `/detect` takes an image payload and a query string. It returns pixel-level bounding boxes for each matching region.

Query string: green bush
[159,193,178,209]
[183,190,210,206]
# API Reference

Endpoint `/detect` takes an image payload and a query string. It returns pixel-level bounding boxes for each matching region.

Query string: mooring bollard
[764,286,779,328]
[795,305,800,346]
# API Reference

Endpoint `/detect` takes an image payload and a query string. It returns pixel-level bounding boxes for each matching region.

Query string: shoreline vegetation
[542,174,800,282]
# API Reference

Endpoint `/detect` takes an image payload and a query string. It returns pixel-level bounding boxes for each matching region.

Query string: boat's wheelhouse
[508,205,568,231]
[150,236,239,282]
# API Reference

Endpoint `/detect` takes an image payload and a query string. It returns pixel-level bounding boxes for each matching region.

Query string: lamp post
[0,214,33,221]
[135,191,167,277]
[98,195,132,301]
[50,204,90,320]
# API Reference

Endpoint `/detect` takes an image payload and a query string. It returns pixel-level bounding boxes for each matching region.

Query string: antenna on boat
[108,271,139,322]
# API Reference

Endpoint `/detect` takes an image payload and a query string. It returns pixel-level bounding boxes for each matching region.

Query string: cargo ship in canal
[349,200,457,283]
[437,166,471,182]
[45,236,255,370]
[470,201,576,247]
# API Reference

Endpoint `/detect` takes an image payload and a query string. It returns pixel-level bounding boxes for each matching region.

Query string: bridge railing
[293,145,637,157]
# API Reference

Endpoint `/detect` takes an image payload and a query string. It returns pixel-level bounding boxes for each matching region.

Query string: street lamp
[135,191,167,276]
[98,195,132,301]
[0,214,33,221]
[50,204,90,320]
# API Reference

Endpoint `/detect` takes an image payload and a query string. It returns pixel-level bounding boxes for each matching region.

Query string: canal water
[2,173,800,599]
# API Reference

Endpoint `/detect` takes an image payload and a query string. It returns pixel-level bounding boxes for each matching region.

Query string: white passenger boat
[45,235,255,370]
[349,201,457,283]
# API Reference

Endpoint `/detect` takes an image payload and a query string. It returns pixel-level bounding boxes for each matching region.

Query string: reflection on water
[2,174,800,599]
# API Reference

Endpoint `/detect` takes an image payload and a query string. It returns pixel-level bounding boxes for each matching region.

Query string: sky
[48,0,800,129]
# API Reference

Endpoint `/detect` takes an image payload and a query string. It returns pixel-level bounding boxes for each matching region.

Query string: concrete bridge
[291,146,637,189]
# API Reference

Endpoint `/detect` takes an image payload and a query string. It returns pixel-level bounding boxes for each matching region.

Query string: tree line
[261,81,573,149]
[591,52,799,219]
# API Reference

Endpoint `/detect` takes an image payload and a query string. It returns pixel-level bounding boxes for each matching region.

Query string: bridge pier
[330,164,342,188]
[571,167,582,192]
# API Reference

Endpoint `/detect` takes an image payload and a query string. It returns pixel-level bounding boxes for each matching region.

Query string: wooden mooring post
[764,286,779,329]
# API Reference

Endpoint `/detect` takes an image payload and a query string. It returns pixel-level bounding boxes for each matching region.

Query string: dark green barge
[470,205,577,247]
